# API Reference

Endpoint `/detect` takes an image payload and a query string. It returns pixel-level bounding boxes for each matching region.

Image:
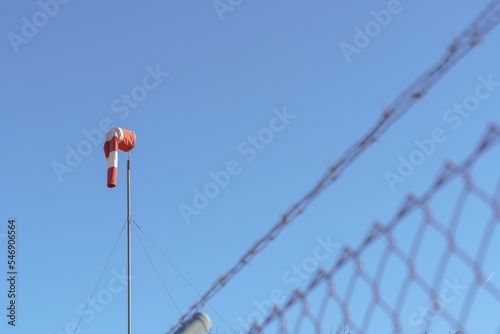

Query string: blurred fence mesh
[245,124,500,334]
[169,3,500,331]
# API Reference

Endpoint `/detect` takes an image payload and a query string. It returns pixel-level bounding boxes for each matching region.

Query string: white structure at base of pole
[173,313,212,334]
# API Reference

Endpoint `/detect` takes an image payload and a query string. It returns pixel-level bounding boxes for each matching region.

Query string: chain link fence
[168,2,500,331]
[245,124,500,334]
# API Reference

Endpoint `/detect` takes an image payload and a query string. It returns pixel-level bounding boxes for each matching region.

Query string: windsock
[103,127,136,188]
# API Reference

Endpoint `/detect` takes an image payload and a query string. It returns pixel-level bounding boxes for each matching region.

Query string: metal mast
[127,151,132,334]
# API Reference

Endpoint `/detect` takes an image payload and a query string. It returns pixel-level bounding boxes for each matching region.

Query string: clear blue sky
[1,0,500,333]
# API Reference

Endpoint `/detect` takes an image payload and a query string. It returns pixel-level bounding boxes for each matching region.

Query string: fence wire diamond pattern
[247,124,500,334]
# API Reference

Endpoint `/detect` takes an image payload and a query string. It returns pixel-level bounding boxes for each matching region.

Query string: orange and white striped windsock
[103,127,136,188]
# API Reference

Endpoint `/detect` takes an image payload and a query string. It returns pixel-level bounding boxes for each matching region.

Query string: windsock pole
[127,151,132,334]
[103,127,136,333]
